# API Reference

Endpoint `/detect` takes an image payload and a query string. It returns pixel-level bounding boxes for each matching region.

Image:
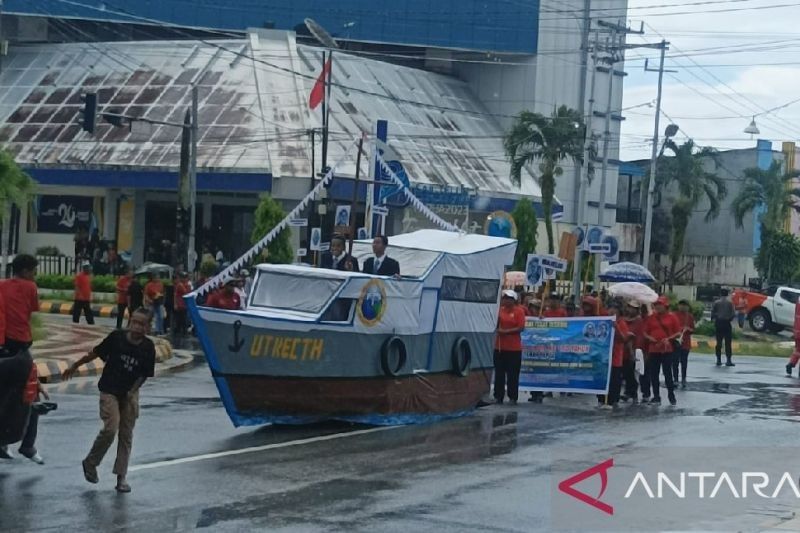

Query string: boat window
[250,272,342,313]
[320,299,355,322]
[441,277,499,304]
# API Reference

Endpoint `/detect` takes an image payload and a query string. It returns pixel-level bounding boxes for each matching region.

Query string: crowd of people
[492,286,719,410]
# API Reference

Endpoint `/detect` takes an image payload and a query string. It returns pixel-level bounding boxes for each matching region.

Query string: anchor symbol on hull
[229,320,245,352]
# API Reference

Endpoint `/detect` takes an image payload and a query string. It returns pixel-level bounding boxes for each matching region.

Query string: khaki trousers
[85,391,139,477]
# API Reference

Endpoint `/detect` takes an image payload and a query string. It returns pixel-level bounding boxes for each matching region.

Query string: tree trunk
[541,170,555,255]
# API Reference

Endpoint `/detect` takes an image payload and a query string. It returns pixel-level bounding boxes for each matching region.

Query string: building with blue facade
[5,0,540,53]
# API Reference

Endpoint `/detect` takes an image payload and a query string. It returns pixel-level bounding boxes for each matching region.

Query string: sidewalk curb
[39,301,118,318]
[36,336,173,383]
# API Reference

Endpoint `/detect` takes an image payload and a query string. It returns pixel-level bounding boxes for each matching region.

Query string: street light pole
[188,85,198,272]
[642,41,669,269]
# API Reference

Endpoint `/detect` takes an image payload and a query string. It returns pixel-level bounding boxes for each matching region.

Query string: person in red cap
[579,295,598,317]
[643,296,681,405]
[494,289,526,405]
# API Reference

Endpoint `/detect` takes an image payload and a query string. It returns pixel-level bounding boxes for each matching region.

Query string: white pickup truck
[732,286,800,332]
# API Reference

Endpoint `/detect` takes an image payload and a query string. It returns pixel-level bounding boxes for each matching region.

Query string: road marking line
[129,426,397,472]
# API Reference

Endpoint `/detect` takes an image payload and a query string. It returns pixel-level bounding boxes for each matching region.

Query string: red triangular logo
[558,458,614,515]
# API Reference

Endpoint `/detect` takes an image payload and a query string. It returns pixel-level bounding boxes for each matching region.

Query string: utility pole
[572,0,591,221]
[187,86,198,272]
[593,20,644,284]
[642,40,673,269]
[571,32,599,300]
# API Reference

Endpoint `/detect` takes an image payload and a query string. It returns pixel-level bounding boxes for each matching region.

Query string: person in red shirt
[643,296,681,405]
[0,254,48,463]
[542,295,568,318]
[115,267,133,330]
[598,300,632,409]
[494,289,526,405]
[578,295,597,317]
[673,300,695,388]
[621,301,644,403]
[172,272,192,336]
[206,280,242,310]
[144,273,165,335]
[73,262,94,325]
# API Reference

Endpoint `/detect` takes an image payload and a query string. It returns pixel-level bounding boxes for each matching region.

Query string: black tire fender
[380,336,407,377]
[451,336,472,377]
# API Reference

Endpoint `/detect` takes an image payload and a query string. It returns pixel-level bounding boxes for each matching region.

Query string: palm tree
[0,151,35,277]
[504,105,586,254]
[730,160,800,234]
[657,139,727,289]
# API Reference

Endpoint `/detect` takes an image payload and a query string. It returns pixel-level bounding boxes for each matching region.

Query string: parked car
[732,285,800,333]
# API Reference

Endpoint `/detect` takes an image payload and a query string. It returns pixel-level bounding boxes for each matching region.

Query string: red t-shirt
[74,272,92,301]
[623,316,645,353]
[675,311,695,350]
[115,275,132,305]
[495,304,526,352]
[543,308,568,318]
[174,280,191,310]
[612,318,631,367]
[206,290,241,310]
[0,290,6,346]
[0,278,36,343]
[144,280,165,304]
[643,312,680,354]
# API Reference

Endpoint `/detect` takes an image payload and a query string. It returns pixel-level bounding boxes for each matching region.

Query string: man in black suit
[319,235,359,272]
[363,235,400,276]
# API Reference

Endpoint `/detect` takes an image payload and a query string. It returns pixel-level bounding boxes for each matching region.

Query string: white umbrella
[608,282,659,304]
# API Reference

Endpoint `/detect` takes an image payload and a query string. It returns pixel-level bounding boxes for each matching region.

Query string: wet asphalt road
[3,353,800,532]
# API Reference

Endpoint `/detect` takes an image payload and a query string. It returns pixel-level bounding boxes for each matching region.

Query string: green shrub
[35,246,61,256]
[36,273,117,292]
[666,294,705,322]
[694,320,741,339]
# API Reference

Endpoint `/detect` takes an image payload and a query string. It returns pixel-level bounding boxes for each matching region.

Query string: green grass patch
[692,342,792,358]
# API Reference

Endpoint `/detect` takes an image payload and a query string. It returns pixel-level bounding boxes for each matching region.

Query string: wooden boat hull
[189,303,494,426]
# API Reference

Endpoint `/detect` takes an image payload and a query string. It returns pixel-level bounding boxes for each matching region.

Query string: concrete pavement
[3,352,800,531]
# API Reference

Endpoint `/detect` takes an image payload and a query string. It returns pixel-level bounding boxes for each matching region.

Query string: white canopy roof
[359,230,516,255]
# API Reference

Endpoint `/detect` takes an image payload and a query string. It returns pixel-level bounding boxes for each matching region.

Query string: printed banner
[29,195,96,234]
[519,317,614,394]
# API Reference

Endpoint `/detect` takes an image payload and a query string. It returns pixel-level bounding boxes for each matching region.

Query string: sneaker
[641,395,650,403]
[668,392,677,406]
[631,397,639,405]
[20,449,44,465]
[0,445,14,460]
[650,397,662,405]
[787,364,794,377]
[726,361,735,367]
[82,459,99,484]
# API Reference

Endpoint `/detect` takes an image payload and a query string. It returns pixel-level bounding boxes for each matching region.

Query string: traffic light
[79,93,97,134]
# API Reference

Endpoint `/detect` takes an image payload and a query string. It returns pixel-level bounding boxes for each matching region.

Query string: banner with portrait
[519,317,614,394]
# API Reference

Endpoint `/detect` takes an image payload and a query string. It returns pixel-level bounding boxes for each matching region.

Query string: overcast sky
[619,0,800,160]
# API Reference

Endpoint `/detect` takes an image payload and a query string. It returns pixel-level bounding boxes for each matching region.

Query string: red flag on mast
[309,56,332,110]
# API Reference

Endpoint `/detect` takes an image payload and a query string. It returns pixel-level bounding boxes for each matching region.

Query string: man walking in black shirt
[711,289,736,367]
[62,308,156,493]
